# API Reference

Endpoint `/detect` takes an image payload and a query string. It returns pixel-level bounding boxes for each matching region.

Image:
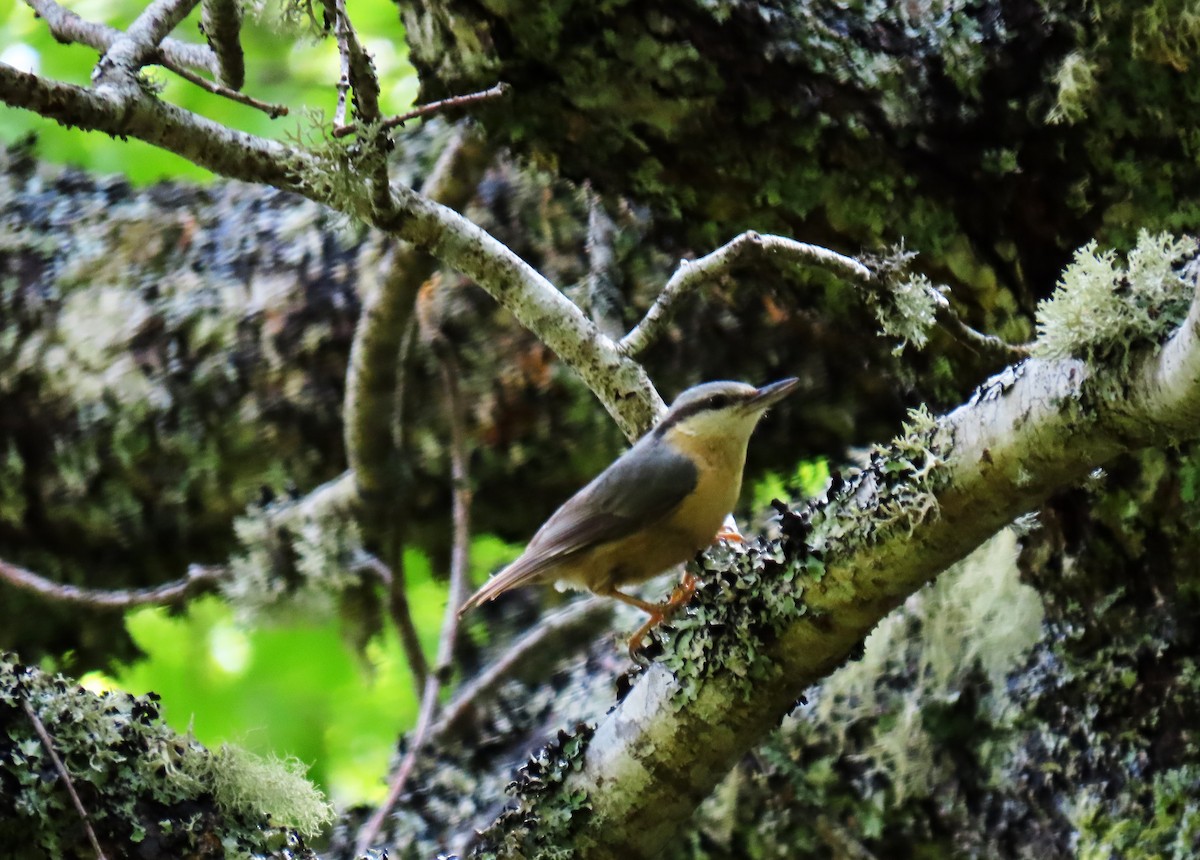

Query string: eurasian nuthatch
[459,378,801,654]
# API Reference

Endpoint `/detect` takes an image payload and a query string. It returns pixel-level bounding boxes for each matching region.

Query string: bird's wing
[459,436,698,613]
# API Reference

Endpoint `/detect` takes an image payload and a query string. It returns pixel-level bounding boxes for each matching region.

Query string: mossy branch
[474,265,1200,858]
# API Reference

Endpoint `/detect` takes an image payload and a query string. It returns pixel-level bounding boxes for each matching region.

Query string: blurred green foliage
[0,0,418,182]
[750,456,830,514]
[77,539,522,806]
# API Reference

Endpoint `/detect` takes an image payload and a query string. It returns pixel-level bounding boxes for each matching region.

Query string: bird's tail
[457,553,550,618]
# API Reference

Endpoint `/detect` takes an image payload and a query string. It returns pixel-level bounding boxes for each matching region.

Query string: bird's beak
[746,377,801,411]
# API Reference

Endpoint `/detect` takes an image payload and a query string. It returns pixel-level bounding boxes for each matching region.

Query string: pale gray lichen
[223,496,367,623]
[863,245,943,353]
[1033,231,1198,363]
[810,528,1045,805]
[1047,51,1101,125]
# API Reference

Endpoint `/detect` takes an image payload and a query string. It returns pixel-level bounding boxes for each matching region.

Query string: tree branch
[322,0,380,129]
[433,597,614,740]
[619,231,872,357]
[199,0,243,89]
[0,558,225,609]
[501,282,1200,858]
[332,82,510,139]
[24,0,218,76]
[585,189,625,339]
[0,61,663,437]
[92,0,201,86]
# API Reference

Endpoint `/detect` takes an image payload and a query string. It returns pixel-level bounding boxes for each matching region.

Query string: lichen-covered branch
[474,266,1200,857]
[1,654,331,856]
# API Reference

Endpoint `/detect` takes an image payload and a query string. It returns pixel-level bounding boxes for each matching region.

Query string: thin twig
[24,0,218,76]
[0,558,225,610]
[933,292,1032,360]
[164,59,288,117]
[354,323,475,855]
[432,597,613,740]
[21,698,108,860]
[619,231,873,357]
[322,0,381,130]
[333,82,510,139]
[353,549,430,694]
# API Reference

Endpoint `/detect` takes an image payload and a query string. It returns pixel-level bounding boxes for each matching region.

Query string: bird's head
[656,378,800,443]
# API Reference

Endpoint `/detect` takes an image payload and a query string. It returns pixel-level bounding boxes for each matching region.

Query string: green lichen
[1033,230,1197,363]
[0,652,326,857]
[1128,0,1200,71]
[469,722,596,859]
[863,246,943,353]
[209,746,334,838]
[1047,51,1101,125]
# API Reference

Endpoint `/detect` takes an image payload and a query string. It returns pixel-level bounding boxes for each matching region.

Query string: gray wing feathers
[459,435,697,614]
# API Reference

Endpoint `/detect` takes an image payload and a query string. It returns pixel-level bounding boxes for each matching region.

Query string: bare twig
[199,0,244,89]
[619,231,872,357]
[164,59,288,117]
[433,597,614,740]
[24,0,217,76]
[931,290,1032,360]
[352,550,430,693]
[93,0,202,86]
[619,229,1029,361]
[586,188,625,339]
[354,317,476,855]
[333,82,510,139]
[0,558,225,610]
[21,698,108,860]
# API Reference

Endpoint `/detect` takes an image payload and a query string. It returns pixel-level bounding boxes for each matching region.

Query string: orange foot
[715,522,744,543]
[625,570,699,661]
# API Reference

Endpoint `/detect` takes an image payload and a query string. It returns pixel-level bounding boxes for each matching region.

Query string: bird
[458,378,801,655]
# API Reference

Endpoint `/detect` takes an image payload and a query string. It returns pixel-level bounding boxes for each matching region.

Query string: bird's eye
[707,394,731,410]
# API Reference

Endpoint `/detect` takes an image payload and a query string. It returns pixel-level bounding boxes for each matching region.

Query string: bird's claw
[626,571,700,661]
[715,523,744,543]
